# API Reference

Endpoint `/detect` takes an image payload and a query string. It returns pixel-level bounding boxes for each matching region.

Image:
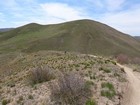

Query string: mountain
[134,36,140,42]
[0,28,14,32]
[0,19,140,57]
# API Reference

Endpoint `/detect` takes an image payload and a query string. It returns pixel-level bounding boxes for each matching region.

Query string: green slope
[0,19,140,57]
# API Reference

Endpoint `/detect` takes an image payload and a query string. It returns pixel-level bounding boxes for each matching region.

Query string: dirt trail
[117,64,140,105]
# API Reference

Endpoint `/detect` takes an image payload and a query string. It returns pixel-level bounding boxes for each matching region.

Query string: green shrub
[85,81,94,89]
[101,82,116,99]
[86,99,97,105]
[103,69,111,73]
[101,90,115,99]
[2,99,10,105]
[114,73,120,77]
[90,75,96,80]
[101,82,114,90]
[111,61,116,65]
[99,67,111,73]
[99,67,103,71]
[28,95,33,99]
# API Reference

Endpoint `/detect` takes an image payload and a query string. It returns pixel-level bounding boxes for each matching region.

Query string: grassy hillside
[0,19,140,57]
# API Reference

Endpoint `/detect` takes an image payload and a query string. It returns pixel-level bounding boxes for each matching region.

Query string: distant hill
[0,28,14,32]
[134,36,140,42]
[0,19,140,57]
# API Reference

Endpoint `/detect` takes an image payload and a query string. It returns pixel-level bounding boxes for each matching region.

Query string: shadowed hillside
[134,36,140,42]
[0,28,14,32]
[0,19,140,57]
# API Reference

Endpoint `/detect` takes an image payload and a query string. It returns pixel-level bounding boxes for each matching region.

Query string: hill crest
[0,19,140,57]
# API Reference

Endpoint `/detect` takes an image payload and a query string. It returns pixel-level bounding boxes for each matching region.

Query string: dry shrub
[131,57,140,64]
[29,66,55,84]
[50,72,92,105]
[116,54,129,64]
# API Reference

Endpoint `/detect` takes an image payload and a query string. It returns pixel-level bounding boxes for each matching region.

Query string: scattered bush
[131,57,140,64]
[101,82,114,90]
[105,60,110,64]
[101,82,116,99]
[29,66,55,84]
[133,68,137,72]
[85,81,95,89]
[18,96,23,101]
[111,61,117,65]
[86,99,97,105]
[28,95,33,99]
[17,96,24,104]
[2,99,10,105]
[99,67,103,71]
[116,54,129,64]
[50,72,93,105]
[101,90,115,99]
[114,73,120,77]
[90,75,96,79]
[103,69,111,73]
[99,67,111,73]
[120,67,125,72]
[7,81,15,87]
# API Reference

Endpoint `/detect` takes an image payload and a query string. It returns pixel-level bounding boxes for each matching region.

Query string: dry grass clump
[50,72,93,105]
[29,66,55,84]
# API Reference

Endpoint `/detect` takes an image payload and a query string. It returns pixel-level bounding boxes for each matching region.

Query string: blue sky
[0,0,140,36]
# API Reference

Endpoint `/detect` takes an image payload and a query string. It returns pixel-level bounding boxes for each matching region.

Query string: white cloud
[87,0,104,8]
[0,1,89,27]
[11,2,89,26]
[87,0,126,11]
[40,3,88,22]
[106,0,126,11]
[0,0,19,11]
[99,7,140,36]
[0,13,5,22]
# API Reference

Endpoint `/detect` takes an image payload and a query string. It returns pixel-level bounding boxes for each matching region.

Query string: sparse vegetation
[0,51,127,105]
